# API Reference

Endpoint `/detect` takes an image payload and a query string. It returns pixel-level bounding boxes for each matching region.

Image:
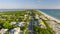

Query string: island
[0,10,59,34]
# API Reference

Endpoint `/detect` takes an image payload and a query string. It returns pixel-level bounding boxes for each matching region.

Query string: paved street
[28,12,40,34]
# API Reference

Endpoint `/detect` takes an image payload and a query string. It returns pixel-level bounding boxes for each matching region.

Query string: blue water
[39,9,60,20]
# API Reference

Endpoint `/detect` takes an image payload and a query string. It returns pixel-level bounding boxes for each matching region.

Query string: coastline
[37,10,60,23]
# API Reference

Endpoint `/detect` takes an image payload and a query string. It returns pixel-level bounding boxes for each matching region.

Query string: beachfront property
[0,10,59,34]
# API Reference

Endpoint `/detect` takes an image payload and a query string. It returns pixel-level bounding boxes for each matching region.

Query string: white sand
[37,10,60,23]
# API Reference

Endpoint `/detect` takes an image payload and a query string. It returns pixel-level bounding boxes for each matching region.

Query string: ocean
[39,9,60,20]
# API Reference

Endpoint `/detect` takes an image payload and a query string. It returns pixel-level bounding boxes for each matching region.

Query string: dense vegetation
[0,10,55,34]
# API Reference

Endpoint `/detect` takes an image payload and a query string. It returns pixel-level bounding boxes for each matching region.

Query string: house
[35,14,39,19]
[9,27,20,34]
[40,16,47,20]
[10,22,16,25]
[0,29,8,34]
[24,14,28,17]
[17,22,25,27]
[24,14,28,19]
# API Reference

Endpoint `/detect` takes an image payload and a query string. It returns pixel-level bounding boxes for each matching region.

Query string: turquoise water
[39,9,60,20]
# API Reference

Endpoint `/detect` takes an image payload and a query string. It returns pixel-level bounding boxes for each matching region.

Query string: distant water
[39,9,60,20]
[0,9,60,20]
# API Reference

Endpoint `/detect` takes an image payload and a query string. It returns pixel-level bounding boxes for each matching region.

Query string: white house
[17,22,25,27]
[9,27,20,34]
[10,22,16,25]
[0,29,8,34]
[35,14,39,19]
[24,14,28,19]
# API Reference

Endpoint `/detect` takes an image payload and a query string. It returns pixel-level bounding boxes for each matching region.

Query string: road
[28,12,39,34]
[28,12,34,34]
[28,18,33,34]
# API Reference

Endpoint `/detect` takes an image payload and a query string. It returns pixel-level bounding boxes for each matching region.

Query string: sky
[0,0,60,9]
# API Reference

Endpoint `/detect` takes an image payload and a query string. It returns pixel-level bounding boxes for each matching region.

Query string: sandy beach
[37,10,60,23]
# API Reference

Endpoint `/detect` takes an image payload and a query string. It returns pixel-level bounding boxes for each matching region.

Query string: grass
[25,30,29,34]
[40,20,45,25]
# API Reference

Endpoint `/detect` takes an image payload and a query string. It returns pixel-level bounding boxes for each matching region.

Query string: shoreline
[37,10,60,23]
